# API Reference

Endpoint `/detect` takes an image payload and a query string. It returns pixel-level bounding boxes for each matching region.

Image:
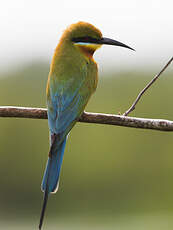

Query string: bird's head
[60,21,134,58]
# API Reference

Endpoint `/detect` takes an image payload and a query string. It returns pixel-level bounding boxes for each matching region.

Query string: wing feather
[47,73,90,140]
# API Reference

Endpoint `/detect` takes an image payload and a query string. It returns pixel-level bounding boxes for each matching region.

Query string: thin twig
[123,57,173,116]
[0,106,173,132]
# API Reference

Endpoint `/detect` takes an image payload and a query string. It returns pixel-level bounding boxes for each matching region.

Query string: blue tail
[41,136,67,193]
[39,136,67,230]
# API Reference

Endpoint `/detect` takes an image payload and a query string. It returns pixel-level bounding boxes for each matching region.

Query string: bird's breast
[84,60,98,94]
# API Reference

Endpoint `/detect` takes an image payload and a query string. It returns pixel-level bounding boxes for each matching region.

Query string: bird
[39,21,134,229]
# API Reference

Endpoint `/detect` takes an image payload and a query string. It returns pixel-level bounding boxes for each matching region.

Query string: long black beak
[72,36,135,51]
[99,37,135,51]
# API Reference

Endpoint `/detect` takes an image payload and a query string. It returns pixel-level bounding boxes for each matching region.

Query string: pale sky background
[0,0,173,73]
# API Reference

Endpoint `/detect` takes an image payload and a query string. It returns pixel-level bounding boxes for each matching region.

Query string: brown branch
[123,57,173,116]
[0,58,172,132]
[0,106,48,119]
[0,106,173,132]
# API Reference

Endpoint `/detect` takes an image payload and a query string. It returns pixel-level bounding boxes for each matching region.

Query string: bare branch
[0,58,172,132]
[0,106,47,119]
[123,57,173,116]
[0,106,173,132]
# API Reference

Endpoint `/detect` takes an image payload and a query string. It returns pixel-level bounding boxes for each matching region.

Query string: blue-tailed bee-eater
[39,21,134,229]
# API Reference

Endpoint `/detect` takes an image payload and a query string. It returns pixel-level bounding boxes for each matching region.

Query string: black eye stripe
[72,36,100,44]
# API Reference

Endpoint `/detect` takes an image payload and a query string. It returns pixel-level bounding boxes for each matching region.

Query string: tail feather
[39,136,67,229]
[39,188,49,230]
[41,136,67,193]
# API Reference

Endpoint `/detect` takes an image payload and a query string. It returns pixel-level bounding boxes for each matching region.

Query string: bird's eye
[81,37,91,42]
[72,36,99,44]
[72,36,91,43]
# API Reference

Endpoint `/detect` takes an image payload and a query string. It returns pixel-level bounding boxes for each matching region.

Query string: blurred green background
[0,63,173,229]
